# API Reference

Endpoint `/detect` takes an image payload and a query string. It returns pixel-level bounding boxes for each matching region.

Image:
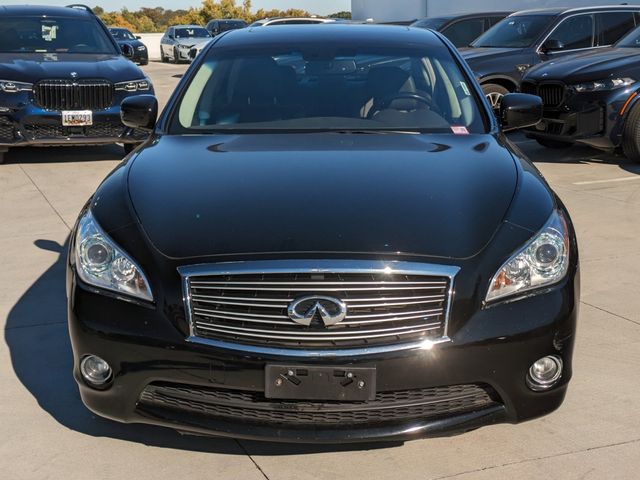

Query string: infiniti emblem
[70,72,78,78]
[287,296,347,327]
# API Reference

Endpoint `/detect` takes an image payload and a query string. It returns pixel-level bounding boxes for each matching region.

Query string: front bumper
[524,86,635,150]
[67,263,579,443]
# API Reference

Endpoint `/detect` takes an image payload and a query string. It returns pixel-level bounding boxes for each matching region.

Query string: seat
[360,66,421,118]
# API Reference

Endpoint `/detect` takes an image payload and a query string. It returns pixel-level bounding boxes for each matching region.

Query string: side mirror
[540,38,564,54]
[121,95,158,131]
[120,43,134,58]
[499,93,542,132]
[136,35,142,40]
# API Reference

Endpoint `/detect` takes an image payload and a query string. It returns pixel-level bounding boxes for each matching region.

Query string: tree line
[95,0,351,33]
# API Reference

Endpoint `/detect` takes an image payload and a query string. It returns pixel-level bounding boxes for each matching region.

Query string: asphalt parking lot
[1,60,639,480]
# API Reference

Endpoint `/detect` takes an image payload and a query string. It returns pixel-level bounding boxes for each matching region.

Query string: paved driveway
[1,61,639,480]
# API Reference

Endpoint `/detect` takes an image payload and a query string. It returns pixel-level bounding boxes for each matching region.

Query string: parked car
[108,27,148,65]
[205,18,247,36]
[462,6,640,108]
[411,12,510,48]
[521,25,640,160]
[0,5,153,163]
[249,17,337,27]
[160,25,211,63]
[68,25,579,443]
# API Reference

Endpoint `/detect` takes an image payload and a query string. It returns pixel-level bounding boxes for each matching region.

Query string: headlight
[572,77,635,93]
[74,210,153,301]
[137,45,146,51]
[0,80,33,93]
[114,78,151,92]
[486,210,570,302]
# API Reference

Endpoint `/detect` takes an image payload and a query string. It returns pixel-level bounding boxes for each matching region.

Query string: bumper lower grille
[521,81,565,108]
[0,118,14,142]
[23,121,126,140]
[139,382,498,426]
[182,261,455,349]
[34,79,114,110]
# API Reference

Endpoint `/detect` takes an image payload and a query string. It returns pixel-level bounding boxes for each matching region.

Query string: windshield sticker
[451,126,469,135]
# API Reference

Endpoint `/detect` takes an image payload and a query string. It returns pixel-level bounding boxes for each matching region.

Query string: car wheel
[161,49,168,63]
[482,83,509,111]
[535,138,573,149]
[0,149,6,164]
[173,47,181,64]
[622,102,640,162]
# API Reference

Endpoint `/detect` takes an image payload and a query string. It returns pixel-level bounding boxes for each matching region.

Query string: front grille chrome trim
[178,260,459,357]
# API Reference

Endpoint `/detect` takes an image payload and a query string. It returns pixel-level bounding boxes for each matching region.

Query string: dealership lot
[1,60,639,479]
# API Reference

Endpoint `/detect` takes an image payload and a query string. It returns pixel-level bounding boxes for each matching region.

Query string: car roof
[511,5,640,16]
[0,4,94,17]
[423,12,511,22]
[217,24,444,48]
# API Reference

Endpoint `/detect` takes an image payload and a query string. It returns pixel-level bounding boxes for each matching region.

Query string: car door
[538,13,595,60]
[440,17,486,48]
[596,11,636,46]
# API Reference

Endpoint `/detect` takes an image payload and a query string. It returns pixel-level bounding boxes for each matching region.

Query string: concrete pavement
[1,61,639,480]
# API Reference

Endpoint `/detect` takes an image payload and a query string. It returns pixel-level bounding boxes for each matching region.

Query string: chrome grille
[34,79,114,110]
[181,261,457,350]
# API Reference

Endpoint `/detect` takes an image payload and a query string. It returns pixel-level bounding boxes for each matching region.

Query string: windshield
[472,15,554,48]
[175,27,211,39]
[411,18,450,30]
[0,16,117,54]
[110,28,136,40]
[220,21,247,31]
[616,26,640,47]
[171,46,487,134]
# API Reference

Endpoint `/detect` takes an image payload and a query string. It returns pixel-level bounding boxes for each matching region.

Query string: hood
[116,39,146,49]
[176,38,212,48]
[127,133,518,260]
[0,53,144,83]
[460,47,525,61]
[525,47,640,82]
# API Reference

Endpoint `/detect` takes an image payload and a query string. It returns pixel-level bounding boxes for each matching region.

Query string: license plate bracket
[265,365,376,401]
[62,110,93,127]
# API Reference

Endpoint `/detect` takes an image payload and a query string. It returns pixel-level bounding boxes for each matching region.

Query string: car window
[615,24,640,47]
[598,12,636,45]
[0,16,117,54]
[547,14,594,50]
[175,27,211,39]
[411,18,449,30]
[441,18,485,48]
[473,15,555,48]
[489,16,506,27]
[172,46,487,135]
[110,29,135,40]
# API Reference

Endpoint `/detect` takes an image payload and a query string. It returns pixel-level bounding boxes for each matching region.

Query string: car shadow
[514,134,640,176]
[4,238,400,455]
[3,146,124,164]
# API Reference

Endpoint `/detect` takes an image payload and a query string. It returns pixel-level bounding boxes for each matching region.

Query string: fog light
[527,355,563,391]
[80,355,112,387]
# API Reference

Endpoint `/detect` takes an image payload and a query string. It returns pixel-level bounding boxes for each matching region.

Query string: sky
[20,0,351,15]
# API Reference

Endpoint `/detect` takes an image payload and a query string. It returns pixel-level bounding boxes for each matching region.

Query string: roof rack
[65,4,95,15]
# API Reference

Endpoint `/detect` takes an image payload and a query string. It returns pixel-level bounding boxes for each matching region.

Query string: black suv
[108,27,149,65]
[0,5,154,163]
[462,6,640,108]
[411,12,510,48]
[205,19,247,37]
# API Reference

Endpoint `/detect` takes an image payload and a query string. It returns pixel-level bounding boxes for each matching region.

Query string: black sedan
[108,27,148,65]
[522,26,640,160]
[67,25,579,443]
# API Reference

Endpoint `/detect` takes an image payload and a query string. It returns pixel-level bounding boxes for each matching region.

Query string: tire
[535,138,573,149]
[622,102,640,162]
[140,59,148,66]
[0,150,6,164]
[160,49,168,63]
[482,83,510,110]
[173,47,181,64]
